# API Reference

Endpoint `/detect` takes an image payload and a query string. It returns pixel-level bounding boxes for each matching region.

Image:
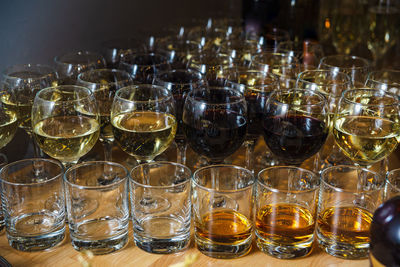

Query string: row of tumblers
[0,159,385,260]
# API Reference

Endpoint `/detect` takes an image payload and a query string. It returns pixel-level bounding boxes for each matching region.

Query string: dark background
[0,0,241,72]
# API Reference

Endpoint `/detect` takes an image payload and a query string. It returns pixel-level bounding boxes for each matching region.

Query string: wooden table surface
[2,131,397,267]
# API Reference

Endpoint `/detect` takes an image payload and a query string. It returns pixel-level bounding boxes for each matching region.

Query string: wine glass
[118,52,170,84]
[277,40,324,69]
[1,63,58,157]
[54,50,106,85]
[77,69,134,161]
[225,68,280,172]
[332,88,400,169]
[296,69,353,170]
[110,84,177,165]
[366,0,400,68]
[182,86,247,165]
[262,88,330,166]
[319,55,370,88]
[251,52,300,89]
[330,0,366,55]
[0,97,17,151]
[366,69,400,96]
[31,85,100,168]
[153,69,206,164]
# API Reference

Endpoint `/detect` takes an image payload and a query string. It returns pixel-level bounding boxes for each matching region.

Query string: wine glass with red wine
[182,86,247,165]
[262,89,329,166]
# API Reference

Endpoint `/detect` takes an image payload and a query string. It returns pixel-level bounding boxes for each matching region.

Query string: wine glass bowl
[110,84,177,164]
[54,50,106,85]
[366,69,400,96]
[332,88,400,167]
[262,89,330,166]
[182,86,247,165]
[31,85,100,167]
[118,52,170,84]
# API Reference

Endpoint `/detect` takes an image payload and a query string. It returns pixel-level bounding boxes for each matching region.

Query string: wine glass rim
[36,85,94,103]
[64,160,129,189]
[319,55,370,70]
[341,88,400,106]
[320,165,384,193]
[54,50,105,65]
[0,158,64,186]
[129,161,191,188]
[269,88,328,107]
[115,84,173,103]
[297,69,352,86]
[367,69,400,85]
[3,63,57,80]
[77,68,133,85]
[186,86,245,105]
[257,166,319,193]
[153,68,204,86]
[192,164,254,193]
[386,168,400,191]
[119,52,168,66]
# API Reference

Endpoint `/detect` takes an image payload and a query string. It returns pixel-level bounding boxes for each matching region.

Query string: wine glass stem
[26,131,43,158]
[102,141,113,161]
[245,140,256,173]
[176,142,187,165]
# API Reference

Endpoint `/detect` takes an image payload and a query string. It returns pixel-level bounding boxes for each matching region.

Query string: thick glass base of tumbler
[195,234,252,259]
[7,226,65,251]
[134,233,190,254]
[71,231,128,255]
[317,232,369,259]
[255,232,313,259]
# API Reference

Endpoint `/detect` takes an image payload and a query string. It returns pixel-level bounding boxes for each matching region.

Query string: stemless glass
[54,50,106,85]
[182,86,247,165]
[385,168,400,200]
[296,69,352,170]
[317,165,385,259]
[0,153,7,233]
[118,52,170,84]
[319,55,370,88]
[1,64,58,156]
[77,69,134,161]
[0,158,66,251]
[111,84,177,164]
[332,88,400,169]
[262,89,330,166]
[153,69,205,164]
[277,40,324,69]
[31,85,100,168]
[366,69,400,96]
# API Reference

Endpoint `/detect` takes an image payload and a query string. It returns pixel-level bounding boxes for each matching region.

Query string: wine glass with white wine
[31,85,100,169]
[1,64,58,157]
[110,84,177,165]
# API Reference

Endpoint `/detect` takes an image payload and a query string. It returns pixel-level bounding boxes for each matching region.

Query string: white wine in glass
[111,84,177,164]
[32,85,100,168]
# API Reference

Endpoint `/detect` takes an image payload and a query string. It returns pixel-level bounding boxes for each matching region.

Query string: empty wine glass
[182,86,247,165]
[277,40,324,69]
[153,69,206,164]
[54,50,106,84]
[77,69,134,161]
[31,85,100,168]
[1,63,58,157]
[366,69,400,96]
[118,52,170,84]
[262,88,330,166]
[110,84,176,165]
[319,55,370,88]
